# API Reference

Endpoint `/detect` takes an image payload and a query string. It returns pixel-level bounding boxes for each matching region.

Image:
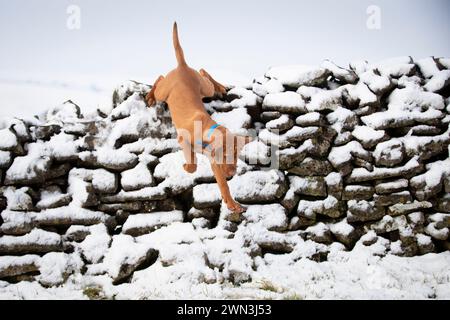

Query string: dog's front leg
[178,135,197,173]
[210,161,245,216]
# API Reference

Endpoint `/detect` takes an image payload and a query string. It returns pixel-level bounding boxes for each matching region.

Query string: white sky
[0,0,449,117]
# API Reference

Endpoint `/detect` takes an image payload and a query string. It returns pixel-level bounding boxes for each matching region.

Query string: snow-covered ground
[1,245,449,300]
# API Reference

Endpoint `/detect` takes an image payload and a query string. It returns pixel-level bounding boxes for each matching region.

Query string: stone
[122,211,184,236]
[79,150,139,172]
[36,186,72,210]
[325,172,343,199]
[0,229,63,255]
[287,157,333,176]
[33,124,62,140]
[64,225,92,242]
[295,112,326,127]
[97,202,143,213]
[230,170,288,203]
[375,178,408,194]
[374,191,412,206]
[289,176,327,197]
[367,215,408,234]
[33,206,116,230]
[243,204,288,232]
[305,222,333,244]
[345,157,423,183]
[436,195,450,213]
[306,89,343,112]
[328,141,371,175]
[351,126,387,149]
[359,69,393,95]
[4,152,52,185]
[276,143,310,170]
[280,188,300,213]
[342,185,375,201]
[0,150,12,169]
[322,60,358,84]
[347,200,385,222]
[373,139,405,167]
[387,201,433,216]
[46,100,82,122]
[0,128,19,151]
[187,207,217,220]
[329,219,360,247]
[0,210,35,235]
[37,252,84,286]
[240,140,271,166]
[265,65,330,88]
[103,234,158,284]
[266,114,294,133]
[424,222,449,241]
[121,159,154,192]
[2,186,34,211]
[416,234,435,255]
[262,92,306,114]
[297,196,344,219]
[0,255,40,279]
[192,183,222,209]
[100,186,166,203]
[260,111,282,122]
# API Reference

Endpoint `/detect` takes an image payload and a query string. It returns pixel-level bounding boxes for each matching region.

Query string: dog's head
[211,129,253,178]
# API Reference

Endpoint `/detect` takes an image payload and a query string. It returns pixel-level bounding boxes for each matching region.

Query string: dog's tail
[173,22,187,66]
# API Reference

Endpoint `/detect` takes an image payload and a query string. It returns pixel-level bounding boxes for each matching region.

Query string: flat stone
[265,65,330,88]
[388,201,433,216]
[230,170,287,203]
[375,178,408,194]
[262,92,306,114]
[345,157,423,183]
[342,185,375,200]
[287,157,333,176]
[373,139,405,167]
[374,191,412,206]
[347,200,386,222]
[289,176,327,197]
[266,114,294,133]
[329,219,360,247]
[0,255,40,279]
[260,111,282,122]
[103,234,158,284]
[295,112,326,127]
[0,229,63,255]
[122,211,184,236]
[193,183,222,209]
[297,196,344,219]
[97,202,143,213]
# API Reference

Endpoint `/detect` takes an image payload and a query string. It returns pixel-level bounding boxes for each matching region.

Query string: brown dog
[146,22,252,216]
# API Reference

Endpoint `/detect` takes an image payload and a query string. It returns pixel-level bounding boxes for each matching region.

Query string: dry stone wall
[0,56,449,286]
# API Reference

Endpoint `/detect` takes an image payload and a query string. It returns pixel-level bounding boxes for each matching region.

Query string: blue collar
[206,123,220,139]
[196,123,220,150]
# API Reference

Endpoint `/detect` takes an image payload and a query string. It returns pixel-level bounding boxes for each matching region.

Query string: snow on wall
[0,57,449,294]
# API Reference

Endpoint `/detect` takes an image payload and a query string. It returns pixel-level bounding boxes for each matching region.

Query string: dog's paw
[183,163,197,173]
[227,202,246,218]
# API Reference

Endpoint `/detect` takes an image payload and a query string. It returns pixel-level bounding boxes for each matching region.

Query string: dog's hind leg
[199,69,227,97]
[145,75,166,107]
[209,160,245,216]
